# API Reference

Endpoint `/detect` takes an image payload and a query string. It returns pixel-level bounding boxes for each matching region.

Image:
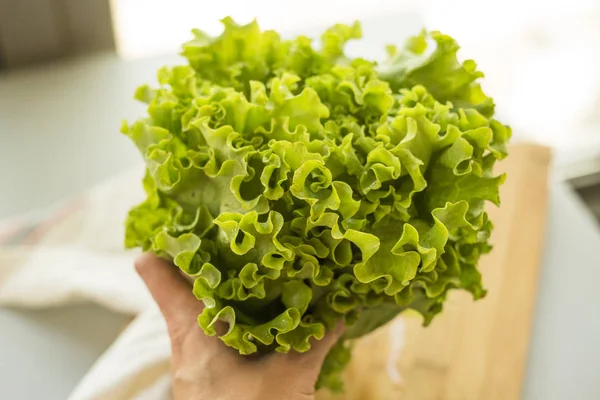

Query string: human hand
[135,253,343,400]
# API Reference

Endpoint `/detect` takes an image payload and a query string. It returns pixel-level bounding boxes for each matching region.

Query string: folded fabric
[0,166,175,400]
[68,309,173,400]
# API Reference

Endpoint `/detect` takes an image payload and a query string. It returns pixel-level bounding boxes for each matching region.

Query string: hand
[135,253,343,400]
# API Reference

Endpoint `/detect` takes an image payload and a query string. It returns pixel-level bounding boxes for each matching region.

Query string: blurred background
[1,1,600,399]
[2,0,600,220]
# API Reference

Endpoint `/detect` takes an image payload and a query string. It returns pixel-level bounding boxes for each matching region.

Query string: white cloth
[68,310,173,400]
[0,167,174,400]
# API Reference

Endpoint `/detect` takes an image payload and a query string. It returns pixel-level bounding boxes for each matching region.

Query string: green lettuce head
[122,18,510,391]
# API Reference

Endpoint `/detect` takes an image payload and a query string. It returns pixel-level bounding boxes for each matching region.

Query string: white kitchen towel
[67,309,173,400]
[0,167,174,400]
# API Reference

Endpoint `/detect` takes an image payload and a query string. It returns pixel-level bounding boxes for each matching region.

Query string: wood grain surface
[318,144,551,400]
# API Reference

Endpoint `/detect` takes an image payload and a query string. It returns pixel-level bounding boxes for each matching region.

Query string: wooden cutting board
[318,144,551,400]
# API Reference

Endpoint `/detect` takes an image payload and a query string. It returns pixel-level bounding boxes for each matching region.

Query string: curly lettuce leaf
[122,18,509,393]
[379,31,495,118]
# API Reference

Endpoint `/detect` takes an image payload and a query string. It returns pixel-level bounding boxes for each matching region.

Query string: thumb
[135,253,204,335]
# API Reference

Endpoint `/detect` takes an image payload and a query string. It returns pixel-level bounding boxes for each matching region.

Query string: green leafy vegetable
[122,18,510,392]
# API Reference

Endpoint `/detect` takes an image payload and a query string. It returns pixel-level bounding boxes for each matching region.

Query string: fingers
[135,253,203,333]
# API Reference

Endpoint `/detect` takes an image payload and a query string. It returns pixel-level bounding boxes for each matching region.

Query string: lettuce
[122,18,510,392]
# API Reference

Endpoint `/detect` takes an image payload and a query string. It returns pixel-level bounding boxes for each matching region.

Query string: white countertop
[523,182,600,399]
[0,52,178,219]
[1,13,600,400]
